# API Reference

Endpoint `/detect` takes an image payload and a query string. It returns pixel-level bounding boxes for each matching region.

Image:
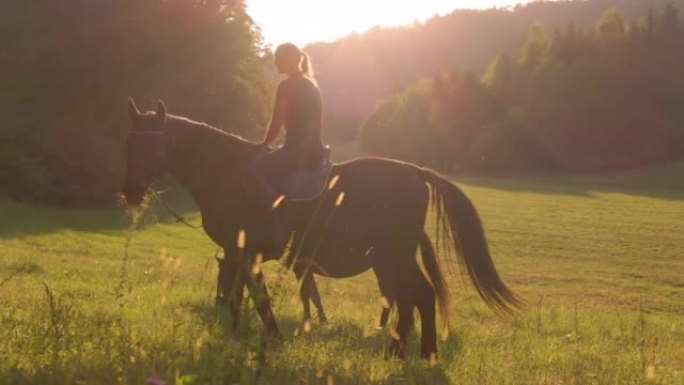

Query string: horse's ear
[155,100,167,122]
[127,97,140,121]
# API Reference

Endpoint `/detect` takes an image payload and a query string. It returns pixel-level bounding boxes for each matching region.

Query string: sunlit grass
[1,164,683,384]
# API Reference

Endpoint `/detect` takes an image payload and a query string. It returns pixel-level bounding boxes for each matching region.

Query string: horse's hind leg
[294,266,328,323]
[387,266,438,359]
[416,276,437,359]
[373,266,395,329]
[374,256,416,358]
[387,299,414,359]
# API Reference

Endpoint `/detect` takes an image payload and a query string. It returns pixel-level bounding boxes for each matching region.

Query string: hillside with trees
[307,0,684,140]
[0,0,272,206]
[360,4,684,173]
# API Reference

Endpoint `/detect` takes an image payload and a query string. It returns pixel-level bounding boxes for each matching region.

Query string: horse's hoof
[421,351,438,365]
[265,327,281,341]
[387,340,405,360]
[293,320,312,337]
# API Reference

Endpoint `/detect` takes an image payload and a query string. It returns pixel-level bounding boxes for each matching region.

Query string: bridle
[126,129,201,229]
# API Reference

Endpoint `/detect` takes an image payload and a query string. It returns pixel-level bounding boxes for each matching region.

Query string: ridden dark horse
[123,99,328,325]
[122,99,524,358]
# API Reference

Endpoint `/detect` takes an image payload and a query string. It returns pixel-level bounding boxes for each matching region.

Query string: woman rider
[249,43,326,249]
[257,43,325,177]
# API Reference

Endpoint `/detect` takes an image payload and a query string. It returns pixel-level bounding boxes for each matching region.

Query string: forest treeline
[309,0,684,140]
[0,0,272,206]
[360,4,684,173]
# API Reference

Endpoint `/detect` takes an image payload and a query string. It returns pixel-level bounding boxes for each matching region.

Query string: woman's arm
[316,89,323,134]
[259,82,288,148]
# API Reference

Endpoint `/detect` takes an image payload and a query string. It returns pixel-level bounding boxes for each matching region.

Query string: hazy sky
[246,0,534,47]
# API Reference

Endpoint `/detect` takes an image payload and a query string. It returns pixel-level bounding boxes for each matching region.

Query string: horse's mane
[165,113,256,148]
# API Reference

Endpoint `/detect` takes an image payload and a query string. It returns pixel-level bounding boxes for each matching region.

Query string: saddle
[283,145,333,201]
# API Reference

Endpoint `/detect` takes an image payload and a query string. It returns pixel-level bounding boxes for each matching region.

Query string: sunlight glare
[247,0,532,47]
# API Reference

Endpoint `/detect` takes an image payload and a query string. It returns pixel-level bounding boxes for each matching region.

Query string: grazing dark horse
[122,99,524,358]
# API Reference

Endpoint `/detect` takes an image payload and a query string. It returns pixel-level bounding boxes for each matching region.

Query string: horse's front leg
[245,262,280,338]
[228,271,245,330]
[309,276,328,323]
[216,255,245,330]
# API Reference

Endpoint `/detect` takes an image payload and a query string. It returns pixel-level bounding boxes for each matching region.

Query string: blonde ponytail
[300,53,316,80]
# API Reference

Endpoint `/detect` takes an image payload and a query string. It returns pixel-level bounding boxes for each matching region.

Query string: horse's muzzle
[122,183,145,206]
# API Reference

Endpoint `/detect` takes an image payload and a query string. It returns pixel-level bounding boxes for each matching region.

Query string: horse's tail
[418,230,451,327]
[418,167,526,315]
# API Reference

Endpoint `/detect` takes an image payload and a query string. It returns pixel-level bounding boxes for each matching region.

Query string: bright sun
[246,0,532,48]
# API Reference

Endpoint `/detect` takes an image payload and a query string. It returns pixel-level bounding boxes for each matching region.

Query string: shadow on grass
[0,183,201,237]
[183,299,457,384]
[456,175,596,198]
[455,161,684,201]
[0,261,45,287]
[1,295,460,385]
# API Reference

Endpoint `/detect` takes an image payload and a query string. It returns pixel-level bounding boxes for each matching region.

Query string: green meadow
[1,163,683,385]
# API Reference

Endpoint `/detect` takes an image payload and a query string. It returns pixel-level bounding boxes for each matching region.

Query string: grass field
[1,162,683,385]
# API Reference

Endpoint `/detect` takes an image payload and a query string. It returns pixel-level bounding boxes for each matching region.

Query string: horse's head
[122,98,170,206]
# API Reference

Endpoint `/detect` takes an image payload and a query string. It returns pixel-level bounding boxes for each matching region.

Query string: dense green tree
[520,23,552,71]
[662,2,680,32]
[0,0,272,206]
[308,0,684,128]
[596,8,627,41]
[361,3,684,174]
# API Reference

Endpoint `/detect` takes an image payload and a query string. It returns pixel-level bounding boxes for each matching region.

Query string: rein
[127,130,198,228]
[150,189,203,229]
[128,130,164,135]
